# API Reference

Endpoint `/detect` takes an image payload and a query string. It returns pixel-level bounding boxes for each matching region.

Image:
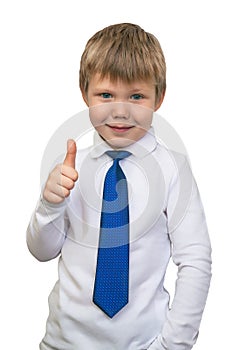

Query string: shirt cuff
[37,195,68,220]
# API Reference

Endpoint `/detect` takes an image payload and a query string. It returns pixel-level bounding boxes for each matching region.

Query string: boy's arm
[26,198,69,261]
[27,140,78,261]
[148,156,212,350]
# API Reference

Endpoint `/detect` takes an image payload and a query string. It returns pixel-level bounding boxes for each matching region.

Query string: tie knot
[106,150,131,160]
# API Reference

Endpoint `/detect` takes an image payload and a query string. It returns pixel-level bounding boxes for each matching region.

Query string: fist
[43,139,79,204]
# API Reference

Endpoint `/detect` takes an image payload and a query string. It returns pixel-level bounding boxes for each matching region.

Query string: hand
[43,139,78,204]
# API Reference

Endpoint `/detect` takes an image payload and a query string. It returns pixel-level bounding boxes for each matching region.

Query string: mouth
[106,124,135,133]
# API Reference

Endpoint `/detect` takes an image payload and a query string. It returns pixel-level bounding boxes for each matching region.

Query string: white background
[0,0,232,348]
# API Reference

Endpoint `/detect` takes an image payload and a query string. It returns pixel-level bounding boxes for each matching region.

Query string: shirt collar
[90,126,158,159]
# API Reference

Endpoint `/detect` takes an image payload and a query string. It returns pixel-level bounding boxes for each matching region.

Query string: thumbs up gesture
[43,139,79,204]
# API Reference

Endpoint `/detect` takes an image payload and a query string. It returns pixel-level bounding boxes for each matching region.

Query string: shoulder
[155,142,190,173]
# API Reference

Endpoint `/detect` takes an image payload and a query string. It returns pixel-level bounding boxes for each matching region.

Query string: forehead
[89,73,155,90]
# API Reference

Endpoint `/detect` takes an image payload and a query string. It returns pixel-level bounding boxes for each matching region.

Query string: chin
[105,137,135,149]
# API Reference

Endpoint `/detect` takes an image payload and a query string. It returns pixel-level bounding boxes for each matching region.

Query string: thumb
[63,139,77,168]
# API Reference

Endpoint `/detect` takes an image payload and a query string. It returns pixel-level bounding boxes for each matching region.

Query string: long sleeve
[27,134,212,349]
[26,196,68,261]
[148,156,212,350]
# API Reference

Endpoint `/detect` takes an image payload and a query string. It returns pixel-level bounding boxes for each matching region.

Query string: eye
[100,93,112,99]
[130,94,143,100]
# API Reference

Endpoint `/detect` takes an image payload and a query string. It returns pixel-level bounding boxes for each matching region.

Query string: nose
[111,102,130,119]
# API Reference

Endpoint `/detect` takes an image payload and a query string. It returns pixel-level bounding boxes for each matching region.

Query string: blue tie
[93,151,131,318]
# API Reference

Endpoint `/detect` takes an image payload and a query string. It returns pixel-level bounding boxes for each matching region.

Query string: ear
[154,90,166,112]
[81,89,89,107]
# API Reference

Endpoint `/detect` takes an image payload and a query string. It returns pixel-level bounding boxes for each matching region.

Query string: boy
[27,23,211,349]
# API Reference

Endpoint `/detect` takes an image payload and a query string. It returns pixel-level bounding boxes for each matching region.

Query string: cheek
[133,127,148,141]
[95,125,109,140]
[89,113,100,128]
[134,111,153,129]
[89,104,110,127]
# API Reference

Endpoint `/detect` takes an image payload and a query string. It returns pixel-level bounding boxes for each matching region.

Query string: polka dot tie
[93,151,131,318]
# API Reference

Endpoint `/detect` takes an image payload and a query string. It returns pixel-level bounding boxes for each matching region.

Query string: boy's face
[82,74,163,149]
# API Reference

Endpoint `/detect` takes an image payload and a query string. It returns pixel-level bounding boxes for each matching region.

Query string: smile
[106,124,135,133]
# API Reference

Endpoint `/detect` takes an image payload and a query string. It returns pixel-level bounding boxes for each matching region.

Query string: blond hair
[79,23,166,102]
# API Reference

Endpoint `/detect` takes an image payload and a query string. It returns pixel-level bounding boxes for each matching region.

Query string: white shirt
[27,128,212,350]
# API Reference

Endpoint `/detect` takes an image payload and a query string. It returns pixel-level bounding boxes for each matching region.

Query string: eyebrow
[128,89,146,93]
